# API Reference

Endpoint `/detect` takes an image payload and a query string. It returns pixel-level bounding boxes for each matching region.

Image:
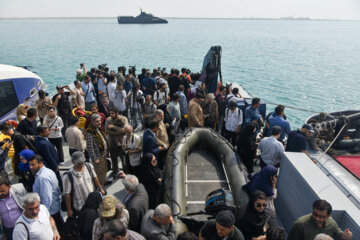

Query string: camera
[80,63,84,68]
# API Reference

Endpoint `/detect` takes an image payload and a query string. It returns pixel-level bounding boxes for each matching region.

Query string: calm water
[1,18,360,127]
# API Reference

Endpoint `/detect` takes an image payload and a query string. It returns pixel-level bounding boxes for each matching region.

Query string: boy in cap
[199,210,245,240]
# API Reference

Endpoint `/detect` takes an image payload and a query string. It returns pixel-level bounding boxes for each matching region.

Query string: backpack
[219,95,234,117]
[155,90,167,105]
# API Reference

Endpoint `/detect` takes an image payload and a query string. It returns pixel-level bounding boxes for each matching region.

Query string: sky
[0,0,360,20]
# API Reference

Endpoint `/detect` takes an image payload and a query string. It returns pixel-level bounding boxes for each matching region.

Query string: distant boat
[117,9,168,24]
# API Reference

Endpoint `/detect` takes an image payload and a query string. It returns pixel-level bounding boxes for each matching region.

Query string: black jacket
[124,183,149,233]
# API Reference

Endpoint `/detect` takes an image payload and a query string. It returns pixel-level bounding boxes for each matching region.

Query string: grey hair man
[121,174,149,233]
[13,192,60,240]
[314,234,334,240]
[102,219,146,240]
[141,204,176,240]
[203,93,219,130]
[85,113,108,185]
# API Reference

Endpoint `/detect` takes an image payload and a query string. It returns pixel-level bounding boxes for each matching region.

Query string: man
[141,204,175,240]
[168,69,181,97]
[188,93,205,128]
[226,88,243,102]
[127,82,144,130]
[286,124,317,163]
[143,120,166,159]
[105,107,128,175]
[107,75,117,104]
[85,103,107,130]
[97,73,108,96]
[35,125,62,190]
[153,83,169,107]
[29,154,63,232]
[116,66,126,84]
[224,101,243,146]
[176,85,188,117]
[76,63,87,82]
[35,90,52,124]
[199,210,245,240]
[202,93,219,130]
[124,74,134,94]
[267,105,290,142]
[16,107,38,136]
[258,126,285,168]
[72,80,85,109]
[143,94,157,128]
[288,200,353,240]
[168,93,181,122]
[122,175,149,233]
[0,172,26,240]
[63,151,105,218]
[102,219,146,240]
[122,125,143,175]
[52,85,75,138]
[12,192,60,240]
[155,110,170,168]
[65,116,86,156]
[0,124,35,182]
[314,234,334,240]
[142,71,156,96]
[113,83,128,116]
[85,114,108,185]
[245,97,262,123]
[81,75,97,110]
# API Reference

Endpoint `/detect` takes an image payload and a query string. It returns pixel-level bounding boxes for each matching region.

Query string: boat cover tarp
[335,156,360,179]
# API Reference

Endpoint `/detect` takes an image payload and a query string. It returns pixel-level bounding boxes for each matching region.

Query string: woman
[92,194,129,240]
[237,122,257,173]
[98,93,110,117]
[236,190,267,240]
[16,104,29,122]
[244,165,278,227]
[43,106,64,164]
[78,191,103,240]
[139,153,163,209]
[18,149,36,192]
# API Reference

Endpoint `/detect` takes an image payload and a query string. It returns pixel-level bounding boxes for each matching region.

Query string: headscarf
[18,149,35,161]
[248,165,278,197]
[43,106,58,126]
[140,153,162,181]
[82,191,103,211]
[236,190,267,240]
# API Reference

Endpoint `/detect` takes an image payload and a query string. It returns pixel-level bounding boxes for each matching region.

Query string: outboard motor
[199,46,222,93]
[205,188,236,215]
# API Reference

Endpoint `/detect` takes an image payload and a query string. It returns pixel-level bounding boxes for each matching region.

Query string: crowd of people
[0,63,354,240]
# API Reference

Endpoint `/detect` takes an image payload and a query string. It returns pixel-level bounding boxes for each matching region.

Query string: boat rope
[265,101,322,114]
[321,122,348,158]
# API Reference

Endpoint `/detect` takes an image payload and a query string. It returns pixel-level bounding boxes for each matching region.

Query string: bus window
[0,81,19,118]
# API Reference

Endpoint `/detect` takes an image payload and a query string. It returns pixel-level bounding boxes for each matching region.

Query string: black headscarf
[78,191,103,239]
[236,190,267,240]
[141,153,163,180]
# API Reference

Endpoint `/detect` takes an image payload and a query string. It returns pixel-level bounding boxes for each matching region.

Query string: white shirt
[123,134,142,167]
[43,115,63,138]
[13,204,54,240]
[224,107,243,132]
[153,90,168,106]
[113,89,127,111]
[97,77,107,94]
[107,82,117,103]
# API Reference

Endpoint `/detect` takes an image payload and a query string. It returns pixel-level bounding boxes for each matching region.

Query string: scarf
[86,123,107,153]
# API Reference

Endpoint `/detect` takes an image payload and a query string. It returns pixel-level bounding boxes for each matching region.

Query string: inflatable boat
[163,128,249,234]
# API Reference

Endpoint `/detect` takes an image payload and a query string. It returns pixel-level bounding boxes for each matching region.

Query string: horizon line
[0,16,359,21]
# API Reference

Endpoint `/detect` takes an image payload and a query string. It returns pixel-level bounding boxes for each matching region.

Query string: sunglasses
[256,203,267,208]
[312,211,328,219]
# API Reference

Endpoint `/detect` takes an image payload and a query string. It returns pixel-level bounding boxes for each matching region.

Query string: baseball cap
[216,210,235,228]
[56,85,64,90]
[100,195,117,218]
[71,151,86,164]
[302,124,315,133]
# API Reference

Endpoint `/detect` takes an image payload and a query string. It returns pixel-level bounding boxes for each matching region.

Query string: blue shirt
[267,115,291,141]
[245,106,259,123]
[176,91,188,116]
[81,81,96,103]
[33,167,61,215]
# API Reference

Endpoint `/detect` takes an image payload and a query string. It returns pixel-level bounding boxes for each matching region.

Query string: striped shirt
[128,230,146,240]
[62,164,97,211]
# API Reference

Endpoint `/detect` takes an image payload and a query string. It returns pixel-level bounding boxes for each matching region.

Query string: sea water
[1,18,359,127]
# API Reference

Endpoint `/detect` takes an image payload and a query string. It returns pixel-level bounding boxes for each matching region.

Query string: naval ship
[117,9,168,24]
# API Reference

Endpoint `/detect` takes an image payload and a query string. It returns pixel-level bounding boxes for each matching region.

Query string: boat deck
[185,149,229,220]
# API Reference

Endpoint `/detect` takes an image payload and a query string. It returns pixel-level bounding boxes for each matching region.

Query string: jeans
[130,107,143,129]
